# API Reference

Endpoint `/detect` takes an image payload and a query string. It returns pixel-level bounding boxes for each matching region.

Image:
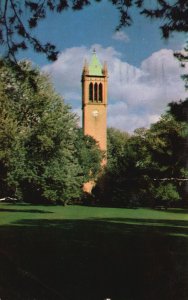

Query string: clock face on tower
[92,110,99,118]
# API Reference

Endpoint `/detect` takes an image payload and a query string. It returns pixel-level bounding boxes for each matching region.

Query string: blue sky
[7,1,188,132]
[18,1,185,66]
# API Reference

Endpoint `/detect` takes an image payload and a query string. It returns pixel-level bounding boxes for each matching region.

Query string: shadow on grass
[161,208,188,214]
[0,208,53,213]
[0,217,188,300]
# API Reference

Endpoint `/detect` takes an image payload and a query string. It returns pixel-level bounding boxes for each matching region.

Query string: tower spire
[88,50,103,76]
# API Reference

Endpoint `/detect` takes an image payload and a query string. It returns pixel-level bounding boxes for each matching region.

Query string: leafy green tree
[142,113,185,206]
[94,107,187,207]
[75,129,103,184]
[111,127,152,207]
[168,99,188,203]
[171,39,188,203]
[107,127,130,170]
[147,114,184,178]
[0,80,21,196]
[150,183,180,209]
[93,127,146,207]
[0,59,102,203]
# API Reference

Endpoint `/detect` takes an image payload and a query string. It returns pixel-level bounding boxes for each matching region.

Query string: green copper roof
[89,51,103,76]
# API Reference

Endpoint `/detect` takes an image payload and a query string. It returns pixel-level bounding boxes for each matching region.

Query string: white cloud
[108,48,187,108]
[108,102,161,132]
[42,45,188,133]
[112,31,130,43]
[42,46,87,102]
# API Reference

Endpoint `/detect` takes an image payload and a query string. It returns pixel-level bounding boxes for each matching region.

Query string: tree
[144,112,186,206]
[0,59,102,203]
[0,1,188,61]
[0,80,22,196]
[168,99,188,203]
[75,129,103,184]
[93,127,148,207]
[150,183,180,209]
[174,42,188,89]
[94,106,187,207]
[107,127,130,171]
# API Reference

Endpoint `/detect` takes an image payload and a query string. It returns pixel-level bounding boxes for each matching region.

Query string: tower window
[94,83,98,101]
[89,82,103,102]
[89,83,93,101]
[99,83,103,102]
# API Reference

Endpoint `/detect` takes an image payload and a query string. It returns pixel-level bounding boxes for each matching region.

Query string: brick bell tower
[81,50,108,193]
[82,50,108,155]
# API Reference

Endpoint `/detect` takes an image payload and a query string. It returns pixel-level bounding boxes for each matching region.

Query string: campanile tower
[82,50,108,156]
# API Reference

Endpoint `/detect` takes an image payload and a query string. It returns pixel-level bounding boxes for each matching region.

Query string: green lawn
[0,204,188,300]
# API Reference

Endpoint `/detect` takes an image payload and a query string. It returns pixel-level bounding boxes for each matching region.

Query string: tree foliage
[0,0,188,61]
[174,42,188,89]
[107,127,130,170]
[0,59,102,203]
[75,129,103,184]
[94,104,188,207]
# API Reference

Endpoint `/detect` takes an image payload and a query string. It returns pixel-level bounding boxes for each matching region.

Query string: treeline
[93,101,188,208]
[0,59,102,204]
[0,59,187,207]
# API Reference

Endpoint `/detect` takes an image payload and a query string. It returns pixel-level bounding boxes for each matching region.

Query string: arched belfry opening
[81,50,108,192]
[99,83,103,102]
[89,82,93,101]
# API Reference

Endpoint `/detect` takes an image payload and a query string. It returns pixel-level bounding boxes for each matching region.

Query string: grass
[0,203,188,300]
